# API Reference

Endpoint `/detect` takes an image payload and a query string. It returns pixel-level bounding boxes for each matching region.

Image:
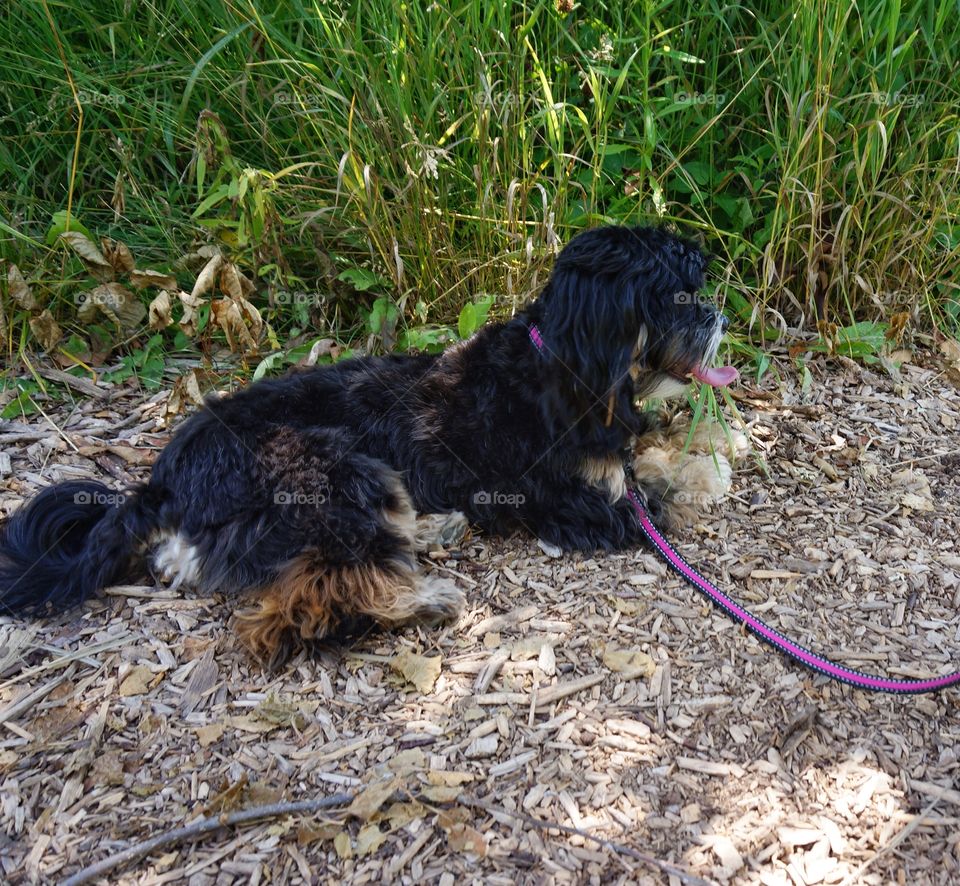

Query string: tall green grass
[0,0,958,362]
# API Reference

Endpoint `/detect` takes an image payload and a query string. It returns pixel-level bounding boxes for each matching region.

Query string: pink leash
[530,324,960,694]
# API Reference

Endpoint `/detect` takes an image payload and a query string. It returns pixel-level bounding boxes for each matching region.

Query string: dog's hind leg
[230,448,465,664]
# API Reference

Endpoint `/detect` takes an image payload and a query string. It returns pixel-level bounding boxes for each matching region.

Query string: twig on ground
[62,793,355,886]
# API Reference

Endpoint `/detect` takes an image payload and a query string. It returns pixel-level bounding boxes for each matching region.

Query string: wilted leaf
[602,645,656,679]
[219,262,244,300]
[78,282,146,331]
[191,254,223,299]
[347,777,399,821]
[391,650,442,693]
[60,231,114,282]
[254,693,308,730]
[91,749,125,786]
[29,310,62,351]
[210,295,262,355]
[149,290,173,329]
[333,831,353,859]
[356,823,388,856]
[420,785,462,803]
[387,748,426,774]
[164,369,207,422]
[939,338,960,366]
[178,290,206,337]
[901,492,934,512]
[446,823,487,856]
[227,714,278,734]
[297,822,341,845]
[196,722,225,747]
[130,268,178,291]
[383,801,426,828]
[101,238,135,276]
[7,264,37,310]
[426,770,475,787]
[119,664,156,697]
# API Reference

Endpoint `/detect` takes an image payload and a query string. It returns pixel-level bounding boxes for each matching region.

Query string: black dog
[0,226,736,662]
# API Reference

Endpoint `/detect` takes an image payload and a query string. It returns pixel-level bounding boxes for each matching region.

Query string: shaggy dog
[0,226,739,663]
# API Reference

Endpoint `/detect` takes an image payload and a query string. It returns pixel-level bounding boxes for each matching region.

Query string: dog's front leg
[478,480,646,554]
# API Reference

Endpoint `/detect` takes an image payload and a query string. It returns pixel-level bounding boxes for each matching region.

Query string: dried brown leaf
[191,254,223,299]
[164,369,207,423]
[148,290,173,330]
[118,664,155,697]
[254,694,308,730]
[29,310,62,351]
[356,823,388,856]
[297,822,341,845]
[420,785,462,803]
[60,231,113,282]
[347,776,399,821]
[425,770,474,787]
[219,262,244,300]
[333,831,353,859]
[78,282,146,331]
[178,290,206,337]
[90,749,125,786]
[7,264,37,310]
[602,645,656,679]
[196,722,225,747]
[101,238,136,276]
[130,269,178,291]
[391,650,442,693]
[210,297,261,355]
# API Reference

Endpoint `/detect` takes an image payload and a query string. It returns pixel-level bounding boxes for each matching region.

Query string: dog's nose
[720,315,729,333]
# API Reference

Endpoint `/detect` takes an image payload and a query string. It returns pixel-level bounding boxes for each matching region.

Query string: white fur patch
[412,575,466,622]
[643,374,692,401]
[151,531,202,589]
[414,511,469,550]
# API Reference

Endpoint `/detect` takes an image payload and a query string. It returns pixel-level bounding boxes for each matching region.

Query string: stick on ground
[62,793,355,886]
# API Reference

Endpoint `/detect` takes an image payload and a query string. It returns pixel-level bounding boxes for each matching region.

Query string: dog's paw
[676,452,733,500]
[150,531,202,589]
[414,511,469,551]
[413,575,466,623]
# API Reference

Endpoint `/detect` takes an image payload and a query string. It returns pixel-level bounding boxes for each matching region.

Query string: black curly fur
[0,225,726,627]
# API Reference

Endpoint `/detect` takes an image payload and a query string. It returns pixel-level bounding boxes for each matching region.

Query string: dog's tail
[0,479,161,616]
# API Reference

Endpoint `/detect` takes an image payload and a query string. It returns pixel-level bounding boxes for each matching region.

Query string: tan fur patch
[578,455,627,502]
[631,415,747,527]
[234,558,465,663]
[381,471,417,551]
[234,559,419,662]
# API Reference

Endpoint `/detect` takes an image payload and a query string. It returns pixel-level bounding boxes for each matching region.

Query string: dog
[0,225,739,664]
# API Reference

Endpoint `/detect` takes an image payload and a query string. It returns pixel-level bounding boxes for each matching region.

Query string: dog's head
[529,225,737,446]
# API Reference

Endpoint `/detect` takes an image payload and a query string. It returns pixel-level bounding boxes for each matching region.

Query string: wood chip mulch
[1,350,959,885]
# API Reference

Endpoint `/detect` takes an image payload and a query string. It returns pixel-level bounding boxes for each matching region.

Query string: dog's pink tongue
[692,364,739,387]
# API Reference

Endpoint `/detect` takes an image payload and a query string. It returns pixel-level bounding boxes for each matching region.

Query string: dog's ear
[532,230,648,447]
